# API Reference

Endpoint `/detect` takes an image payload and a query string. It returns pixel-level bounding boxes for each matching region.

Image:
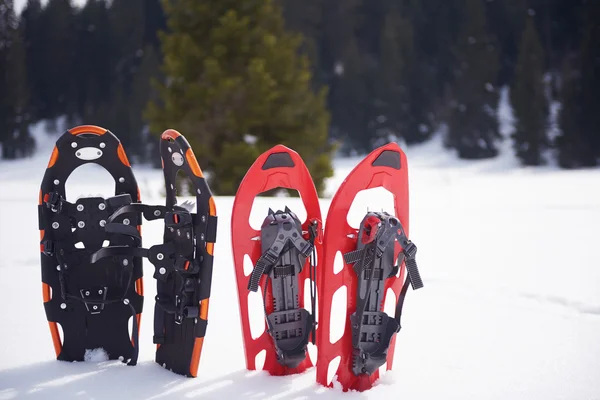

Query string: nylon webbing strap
[90,246,149,264]
[105,223,142,245]
[126,301,139,366]
[402,241,423,290]
[393,241,422,331]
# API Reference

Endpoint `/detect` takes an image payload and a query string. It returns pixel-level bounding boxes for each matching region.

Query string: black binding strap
[343,212,423,376]
[248,215,314,292]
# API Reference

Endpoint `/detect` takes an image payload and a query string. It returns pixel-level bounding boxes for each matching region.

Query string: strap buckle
[403,241,417,259]
[42,240,55,256]
[45,192,63,213]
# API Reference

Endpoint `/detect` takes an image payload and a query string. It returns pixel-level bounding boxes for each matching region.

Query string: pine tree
[319,0,366,153]
[578,0,600,162]
[74,0,114,123]
[447,0,500,159]
[20,0,43,121]
[372,5,414,146]
[511,15,548,166]
[556,55,589,167]
[10,19,32,158]
[38,0,76,121]
[0,0,16,158]
[556,0,600,167]
[330,36,370,153]
[146,0,333,195]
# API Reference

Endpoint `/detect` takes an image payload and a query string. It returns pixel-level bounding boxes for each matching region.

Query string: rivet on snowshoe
[78,221,85,228]
[71,142,77,148]
[154,210,161,216]
[119,177,125,183]
[123,218,130,225]
[60,303,66,309]
[157,253,164,260]
[98,203,106,210]
[159,267,166,275]
[122,259,129,266]
[123,299,130,305]
[53,179,59,185]
[99,220,106,227]
[77,204,84,212]
[52,222,59,229]
[99,142,106,148]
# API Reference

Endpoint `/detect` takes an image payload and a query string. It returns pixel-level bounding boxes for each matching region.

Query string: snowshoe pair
[231,144,424,391]
[39,126,216,377]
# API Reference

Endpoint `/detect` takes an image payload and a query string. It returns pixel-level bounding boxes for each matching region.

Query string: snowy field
[0,120,599,399]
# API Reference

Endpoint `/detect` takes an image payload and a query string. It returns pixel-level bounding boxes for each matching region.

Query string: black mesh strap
[248,249,280,292]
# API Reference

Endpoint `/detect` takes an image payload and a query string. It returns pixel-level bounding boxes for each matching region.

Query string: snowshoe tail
[39,125,144,366]
[91,129,217,377]
[315,143,423,392]
[231,145,323,376]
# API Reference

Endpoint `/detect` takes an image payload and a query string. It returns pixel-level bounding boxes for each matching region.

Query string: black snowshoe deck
[38,125,144,365]
[91,129,217,377]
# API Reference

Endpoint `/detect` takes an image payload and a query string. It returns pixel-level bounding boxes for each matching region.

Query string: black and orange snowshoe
[91,129,217,377]
[38,125,144,366]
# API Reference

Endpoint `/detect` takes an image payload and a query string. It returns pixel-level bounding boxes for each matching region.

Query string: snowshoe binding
[344,212,422,376]
[248,207,319,369]
[231,145,323,376]
[39,125,144,365]
[91,129,217,377]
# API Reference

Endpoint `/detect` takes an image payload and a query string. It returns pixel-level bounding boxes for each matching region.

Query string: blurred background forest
[0,0,598,194]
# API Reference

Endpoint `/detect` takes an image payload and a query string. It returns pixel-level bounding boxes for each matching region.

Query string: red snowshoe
[231,145,323,376]
[315,143,423,391]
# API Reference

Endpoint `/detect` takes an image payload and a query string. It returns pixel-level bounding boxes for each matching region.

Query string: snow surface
[0,121,599,399]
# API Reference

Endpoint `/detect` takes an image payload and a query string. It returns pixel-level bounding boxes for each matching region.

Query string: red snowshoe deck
[231,145,323,376]
[316,143,410,391]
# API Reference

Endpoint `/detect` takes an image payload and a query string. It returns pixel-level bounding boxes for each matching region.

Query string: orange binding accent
[69,125,107,136]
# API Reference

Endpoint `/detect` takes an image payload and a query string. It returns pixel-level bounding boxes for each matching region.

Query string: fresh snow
[0,121,599,399]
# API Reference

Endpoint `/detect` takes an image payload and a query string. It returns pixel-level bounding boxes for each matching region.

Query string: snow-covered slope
[0,124,599,399]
